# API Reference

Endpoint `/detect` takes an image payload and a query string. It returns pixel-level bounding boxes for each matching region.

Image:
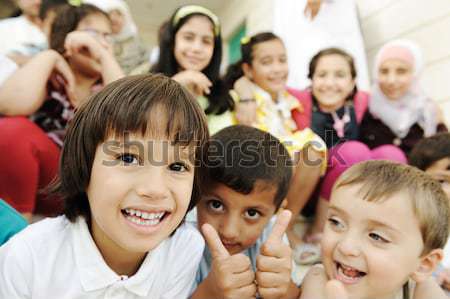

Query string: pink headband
[379,45,415,67]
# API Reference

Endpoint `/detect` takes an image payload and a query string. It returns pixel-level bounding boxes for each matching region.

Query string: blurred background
[1,0,449,123]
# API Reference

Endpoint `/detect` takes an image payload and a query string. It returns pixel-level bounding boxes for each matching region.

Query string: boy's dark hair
[150,6,233,115]
[409,133,450,171]
[52,74,209,222]
[39,0,68,20]
[203,125,293,209]
[50,3,110,54]
[224,32,281,90]
[308,47,358,101]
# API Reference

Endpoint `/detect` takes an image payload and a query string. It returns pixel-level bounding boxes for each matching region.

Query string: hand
[304,0,322,20]
[202,223,257,299]
[233,77,257,125]
[437,268,450,291]
[300,265,349,299]
[48,50,76,103]
[256,210,293,299]
[172,70,212,97]
[64,31,110,63]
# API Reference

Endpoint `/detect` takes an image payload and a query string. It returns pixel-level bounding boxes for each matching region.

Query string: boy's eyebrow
[330,205,402,234]
[366,219,402,235]
[328,205,348,216]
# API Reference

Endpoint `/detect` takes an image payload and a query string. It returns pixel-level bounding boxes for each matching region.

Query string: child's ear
[242,63,253,80]
[410,248,443,283]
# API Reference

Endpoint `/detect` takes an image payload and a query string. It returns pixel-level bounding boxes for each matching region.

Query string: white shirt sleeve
[0,235,32,298]
[0,54,18,87]
[161,224,205,299]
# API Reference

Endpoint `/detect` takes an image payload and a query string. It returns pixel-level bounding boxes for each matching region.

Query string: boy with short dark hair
[190,125,300,299]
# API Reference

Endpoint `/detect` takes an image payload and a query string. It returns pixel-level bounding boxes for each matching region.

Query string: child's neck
[71,71,101,107]
[24,14,42,28]
[90,220,147,276]
[317,100,345,113]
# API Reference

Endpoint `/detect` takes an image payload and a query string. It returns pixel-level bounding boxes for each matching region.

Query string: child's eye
[169,162,189,172]
[244,209,261,220]
[207,200,224,213]
[203,38,213,45]
[117,153,139,165]
[328,217,344,230]
[369,232,389,243]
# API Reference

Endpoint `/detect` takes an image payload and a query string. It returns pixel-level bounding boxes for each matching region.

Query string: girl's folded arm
[0,50,60,116]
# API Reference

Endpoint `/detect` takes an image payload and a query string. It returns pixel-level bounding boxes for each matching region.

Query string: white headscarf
[369,39,438,138]
[83,0,138,42]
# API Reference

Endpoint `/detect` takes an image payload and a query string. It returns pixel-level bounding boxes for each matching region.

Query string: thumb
[266,209,292,243]
[326,280,348,299]
[201,223,230,260]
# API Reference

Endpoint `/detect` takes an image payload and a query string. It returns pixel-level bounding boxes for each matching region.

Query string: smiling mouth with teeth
[335,262,367,284]
[121,208,169,227]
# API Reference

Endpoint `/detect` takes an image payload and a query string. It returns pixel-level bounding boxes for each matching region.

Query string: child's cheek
[243,233,262,249]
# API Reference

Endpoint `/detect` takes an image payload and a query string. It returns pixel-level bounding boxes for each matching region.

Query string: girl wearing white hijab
[360,39,447,155]
[84,0,148,74]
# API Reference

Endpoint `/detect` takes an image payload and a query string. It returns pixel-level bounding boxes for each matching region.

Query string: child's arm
[286,146,323,237]
[233,76,257,126]
[256,210,301,299]
[191,224,257,299]
[0,50,73,116]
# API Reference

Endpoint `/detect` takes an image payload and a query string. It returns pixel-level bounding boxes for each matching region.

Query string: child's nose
[337,233,361,257]
[135,168,169,200]
[220,215,240,241]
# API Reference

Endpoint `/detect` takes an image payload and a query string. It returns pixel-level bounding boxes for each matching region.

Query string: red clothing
[0,117,62,214]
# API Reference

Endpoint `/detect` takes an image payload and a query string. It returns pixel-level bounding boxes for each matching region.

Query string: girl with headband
[151,5,234,135]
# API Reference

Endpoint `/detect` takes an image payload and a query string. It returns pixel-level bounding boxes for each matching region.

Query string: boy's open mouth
[335,261,367,284]
[121,208,170,227]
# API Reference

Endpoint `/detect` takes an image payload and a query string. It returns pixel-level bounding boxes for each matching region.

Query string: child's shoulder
[169,221,204,251]
[1,215,72,253]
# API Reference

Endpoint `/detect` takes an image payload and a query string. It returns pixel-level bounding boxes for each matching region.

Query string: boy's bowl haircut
[202,125,293,210]
[50,74,209,222]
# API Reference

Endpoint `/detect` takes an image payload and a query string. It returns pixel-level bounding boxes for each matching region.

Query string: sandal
[293,243,321,265]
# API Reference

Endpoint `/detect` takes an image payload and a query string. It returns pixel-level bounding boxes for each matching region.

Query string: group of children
[0,3,449,299]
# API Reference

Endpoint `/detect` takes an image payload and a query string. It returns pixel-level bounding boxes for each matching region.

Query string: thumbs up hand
[201,223,257,299]
[300,265,349,299]
[256,210,293,299]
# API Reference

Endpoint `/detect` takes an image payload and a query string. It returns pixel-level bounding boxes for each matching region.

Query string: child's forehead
[105,130,191,145]
[427,157,450,172]
[208,181,278,210]
[331,185,419,224]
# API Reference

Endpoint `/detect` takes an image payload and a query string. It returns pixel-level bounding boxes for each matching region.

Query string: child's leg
[0,117,61,219]
[319,141,373,201]
[286,146,323,247]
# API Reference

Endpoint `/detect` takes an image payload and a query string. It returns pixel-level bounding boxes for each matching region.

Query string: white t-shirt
[0,216,204,299]
[0,54,17,86]
[0,16,47,56]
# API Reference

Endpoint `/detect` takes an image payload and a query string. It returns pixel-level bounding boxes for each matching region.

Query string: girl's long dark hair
[223,32,281,91]
[151,7,233,115]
